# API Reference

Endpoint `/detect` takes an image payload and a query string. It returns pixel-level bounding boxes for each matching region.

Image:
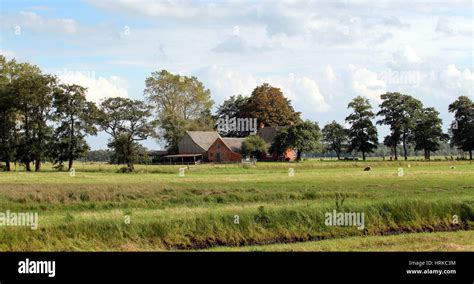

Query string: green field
[0,160,473,251]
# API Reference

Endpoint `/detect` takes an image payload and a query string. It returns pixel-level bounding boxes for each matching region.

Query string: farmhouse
[172,126,296,163]
[176,131,244,162]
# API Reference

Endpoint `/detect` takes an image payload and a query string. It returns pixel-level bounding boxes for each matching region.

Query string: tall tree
[51,84,99,170]
[449,96,474,160]
[12,70,56,171]
[272,120,321,161]
[377,92,403,160]
[377,92,423,160]
[98,97,157,171]
[345,96,378,160]
[0,56,19,171]
[399,95,423,160]
[321,121,347,160]
[144,70,214,153]
[413,107,448,160]
[240,83,301,127]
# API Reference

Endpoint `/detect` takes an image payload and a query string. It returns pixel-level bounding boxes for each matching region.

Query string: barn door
[216,152,221,162]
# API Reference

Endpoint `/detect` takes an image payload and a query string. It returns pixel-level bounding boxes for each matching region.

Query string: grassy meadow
[0,159,473,251]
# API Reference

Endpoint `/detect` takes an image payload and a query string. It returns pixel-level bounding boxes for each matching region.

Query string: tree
[12,70,56,171]
[0,56,19,171]
[144,70,214,153]
[51,84,99,170]
[272,120,321,161]
[399,95,423,160]
[240,83,301,127]
[377,92,403,160]
[241,135,267,158]
[377,92,423,160]
[413,107,448,160]
[98,97,157,171]
[345,96,378,160]
[215,94,250,137]
[449,96,474,160]
[322,121,347,160]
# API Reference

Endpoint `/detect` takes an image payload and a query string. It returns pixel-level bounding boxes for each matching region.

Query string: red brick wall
[208,139,238,162]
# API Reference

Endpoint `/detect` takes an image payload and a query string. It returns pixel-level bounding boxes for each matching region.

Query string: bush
[117,166,133,173]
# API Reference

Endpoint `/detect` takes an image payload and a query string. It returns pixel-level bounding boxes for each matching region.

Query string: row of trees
[0,56,159,172]
[216,88,473,161]
[1,55,473,172]
[319,94,473,161]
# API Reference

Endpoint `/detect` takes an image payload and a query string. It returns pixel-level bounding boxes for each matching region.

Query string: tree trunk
[68,158,74,171]
[470,150,472,160]
[362,151,366,161]
[35,160,41,172]
[296,150,302,162]
[336,151,340,160]
[5,160,11,172]
[25,161,31,172]
[68,116,75,171]
[402,136,408,160]
[394,146,398,160]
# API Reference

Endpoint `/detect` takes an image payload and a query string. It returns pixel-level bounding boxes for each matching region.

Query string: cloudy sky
[1,0,472,150]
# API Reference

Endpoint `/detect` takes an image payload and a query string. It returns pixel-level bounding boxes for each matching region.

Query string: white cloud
[56,71,129,103]
[348,64,386,102]
[435,17,472,36]
[389,45,422,67]
[14,11,78,35]
[441,64,474,96]
[325,65,336,82]
[197,65,330,114]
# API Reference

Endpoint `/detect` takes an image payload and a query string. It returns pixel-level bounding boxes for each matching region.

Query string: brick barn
[208,137,245,162]
[177,131,244,162]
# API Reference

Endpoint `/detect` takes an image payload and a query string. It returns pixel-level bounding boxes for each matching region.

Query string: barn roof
[186,131,221,151]
[222,138,246,152]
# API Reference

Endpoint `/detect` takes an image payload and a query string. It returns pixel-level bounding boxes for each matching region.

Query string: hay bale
[364,166,372,171]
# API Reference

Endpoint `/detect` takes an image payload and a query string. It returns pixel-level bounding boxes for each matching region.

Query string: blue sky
[1,0,472,150]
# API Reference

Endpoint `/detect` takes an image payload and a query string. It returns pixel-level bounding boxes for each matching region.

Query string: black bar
[0,252,472,282]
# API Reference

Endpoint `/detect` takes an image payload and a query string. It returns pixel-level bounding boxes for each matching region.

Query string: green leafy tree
[377,92,423,160]
[144,70,214,153]
[413,107,448,160]
[449,96,474,160]
[0,56,20,171]
[377,92,403,160]
[98,97,157,171]
[241,135,267,158]
[51,84,99,170]
[322,121,347,160]
[345,96,378,160]
[215,94,250,137]
[272,120,321,161]
[12,69,56,171]
[240,83,301,127]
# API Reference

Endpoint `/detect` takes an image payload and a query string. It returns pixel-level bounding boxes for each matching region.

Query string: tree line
[1,56,473,173]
